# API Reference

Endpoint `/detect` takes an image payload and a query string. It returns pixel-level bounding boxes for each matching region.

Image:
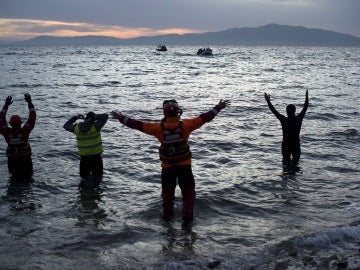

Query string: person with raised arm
[264,90,309,165]
[111,99,230,225]
[63,111,108,186]
[0,94,36,179]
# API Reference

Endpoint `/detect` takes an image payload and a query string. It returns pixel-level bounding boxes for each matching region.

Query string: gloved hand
[5,96,13,106]
[218,99,231,109]
[110,110,122,119]
[24,93,32,104]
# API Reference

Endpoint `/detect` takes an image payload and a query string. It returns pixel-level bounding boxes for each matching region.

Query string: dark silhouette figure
[0,94,36,179]
[111,99,230,224]
[264,90,309,165]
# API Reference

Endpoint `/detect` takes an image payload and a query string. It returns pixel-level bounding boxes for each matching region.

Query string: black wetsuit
[267,97,308,164]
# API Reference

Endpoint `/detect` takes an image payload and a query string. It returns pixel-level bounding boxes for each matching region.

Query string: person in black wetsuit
[63,111,108,185]
[264,90,309,165]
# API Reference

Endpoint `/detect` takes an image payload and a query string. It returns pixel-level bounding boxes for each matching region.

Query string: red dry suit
[0,102,36,177]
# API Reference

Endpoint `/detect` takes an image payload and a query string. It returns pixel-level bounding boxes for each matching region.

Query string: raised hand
[5,96,13,106]
[264,92,271,103]
[24,93,32,104]
[110,110,122,119]
[218,99,231,109]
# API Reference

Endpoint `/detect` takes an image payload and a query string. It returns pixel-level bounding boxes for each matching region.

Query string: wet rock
[207,259,220,269]
[329,254,339,261]
[274,259,288,270]
[302,255,314,265]
[318,256,330,269]
[288,250,298,257]
[337,259,348,269]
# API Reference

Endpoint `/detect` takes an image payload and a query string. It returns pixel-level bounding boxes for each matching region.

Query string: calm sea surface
[0,45,359,269]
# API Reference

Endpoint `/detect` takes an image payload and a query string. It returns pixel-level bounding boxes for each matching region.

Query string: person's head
[9,115,22,128]
[163,99,182,118]
[286,104,296,116]
[85,111,96,123]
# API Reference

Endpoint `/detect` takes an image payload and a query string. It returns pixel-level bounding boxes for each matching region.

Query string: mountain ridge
[4,23,360,47]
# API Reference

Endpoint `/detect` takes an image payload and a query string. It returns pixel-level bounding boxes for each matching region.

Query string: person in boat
[197,48,205,55]
[197,47,212,55]
[0,94,36,179]
[157,44,167,51]
[111,99,230,223]
[63,111,108,183]
[264,90,309,165]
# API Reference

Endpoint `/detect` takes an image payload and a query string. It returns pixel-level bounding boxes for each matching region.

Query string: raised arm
[22,93,36,133]
[111,111,144,131]
[63,114,84,132]
[200,99,231,123]
[298,89,309,118]
[93,113,109,131]
[264,92,282,119]
[0,96,13,133]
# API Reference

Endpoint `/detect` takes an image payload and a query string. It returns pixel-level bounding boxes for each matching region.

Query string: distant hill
[8,24,360,47]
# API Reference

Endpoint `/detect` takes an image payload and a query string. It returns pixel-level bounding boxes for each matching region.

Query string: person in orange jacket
[111,99,230,223]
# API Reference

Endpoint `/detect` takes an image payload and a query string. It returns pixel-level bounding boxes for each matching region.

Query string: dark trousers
[80,154,103,178]
[8,156,33,179]
[161,165,196,221]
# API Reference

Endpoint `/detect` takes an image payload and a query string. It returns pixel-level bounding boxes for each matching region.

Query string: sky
[0,0,359,41]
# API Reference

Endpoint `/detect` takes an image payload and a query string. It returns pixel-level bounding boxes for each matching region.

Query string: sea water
[0,45,359,269]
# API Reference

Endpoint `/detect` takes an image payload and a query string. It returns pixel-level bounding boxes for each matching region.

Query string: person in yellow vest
[63,111,108,182]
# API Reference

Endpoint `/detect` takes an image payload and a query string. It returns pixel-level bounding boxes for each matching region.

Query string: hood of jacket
[77,120,94,133]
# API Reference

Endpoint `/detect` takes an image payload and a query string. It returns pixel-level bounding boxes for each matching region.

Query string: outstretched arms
[111,99,231,129]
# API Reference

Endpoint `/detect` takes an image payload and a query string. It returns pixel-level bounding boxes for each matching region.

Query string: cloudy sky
[0,0,359,41]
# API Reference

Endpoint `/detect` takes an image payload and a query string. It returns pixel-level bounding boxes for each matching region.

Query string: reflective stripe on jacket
[74,124,103,156]
[159,121,191,164]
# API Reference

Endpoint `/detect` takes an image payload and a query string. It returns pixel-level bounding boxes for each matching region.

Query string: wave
[259,223,360,270]
[263,68,277,72]
[6,83,52,89]
[154,223,360,269]
[309,112,339,120]
[326,129,360,144]
[327,128,359,138]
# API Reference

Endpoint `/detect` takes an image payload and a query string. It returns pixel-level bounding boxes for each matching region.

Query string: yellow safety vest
[74,124,103,156]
